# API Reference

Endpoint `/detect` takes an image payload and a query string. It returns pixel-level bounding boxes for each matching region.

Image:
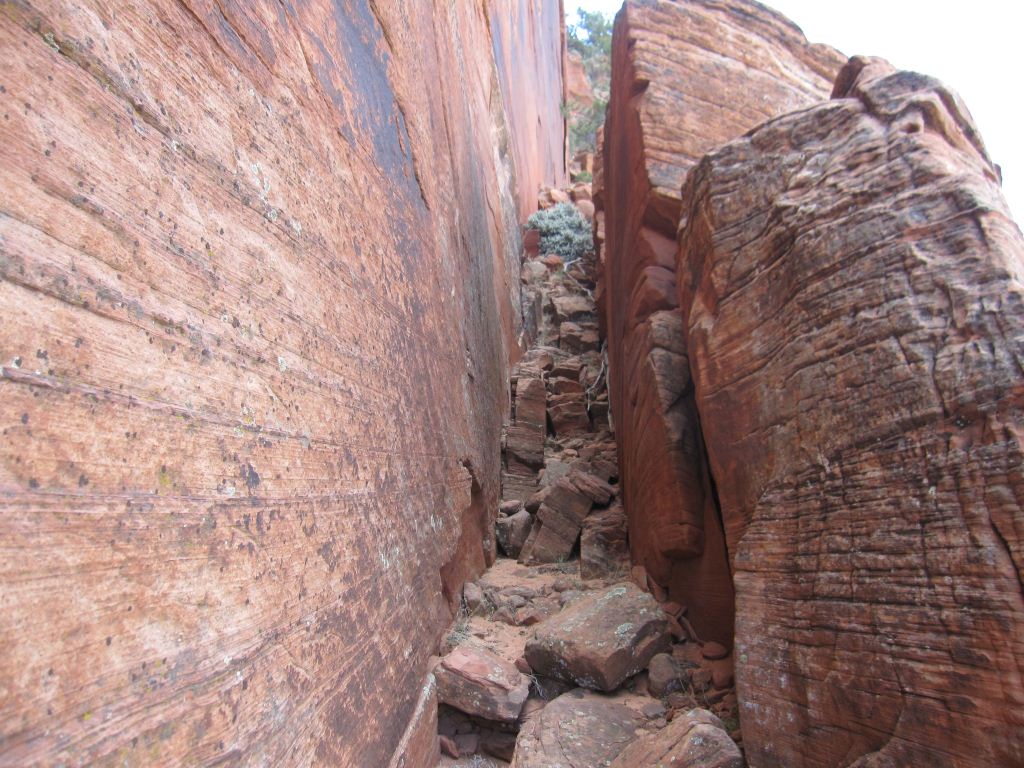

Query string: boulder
[499,500,523,515]
[567,469,614,505]
[608,708,742,768]
[547,393,591,437]
[580,502,630,580]
[550,293,596,323]
[560,320,601,354]
[495,510,533,559]
[510,690,639,768]
[518,478,593,564]
[676,56,1024,767]
[524,583,670,691]
[463,581,487,614]
[647,652,685,698]
[435,646,530,723]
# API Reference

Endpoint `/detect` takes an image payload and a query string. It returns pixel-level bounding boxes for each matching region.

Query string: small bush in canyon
[526,203,593,263]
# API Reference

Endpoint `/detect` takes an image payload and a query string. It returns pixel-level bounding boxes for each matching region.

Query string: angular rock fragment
[518,478,593,565]
[524,583,670,691]
[647,652,685,698]
[580,502,630,580]
[510,690,639,767]
[435,646,530,723]
[495,510,533,559]
[567,468,614,505]
[547,393,590,437]
[609,708,742,768]
[550,293,596,323]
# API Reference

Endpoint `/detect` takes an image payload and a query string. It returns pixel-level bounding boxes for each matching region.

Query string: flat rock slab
[435,646,530,722]
[524,583,670,691]
[510,690,639,767]
[609,708,742,768]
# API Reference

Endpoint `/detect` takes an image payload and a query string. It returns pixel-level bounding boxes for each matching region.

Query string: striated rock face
[490,0,568,218]
[0,1,563,765]
[677,57,1024,767]
[597,0,844,644]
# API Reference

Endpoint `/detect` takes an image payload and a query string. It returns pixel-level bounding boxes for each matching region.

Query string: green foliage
[526,203,593,263]
[573,169,593,183]
[565,9,612,154]
[568,9,612,67]
[567,96,607,155]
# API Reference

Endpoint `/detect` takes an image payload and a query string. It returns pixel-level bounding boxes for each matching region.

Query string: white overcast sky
[566,0,1022,220]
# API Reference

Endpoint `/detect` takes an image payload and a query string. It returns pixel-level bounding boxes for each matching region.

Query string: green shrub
[526,203,593,263]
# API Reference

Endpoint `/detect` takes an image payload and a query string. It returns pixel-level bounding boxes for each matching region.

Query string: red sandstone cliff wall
[597,0,843,645]
[0,1,563,765]
[490,0,568,220]
[677,57,1024,768]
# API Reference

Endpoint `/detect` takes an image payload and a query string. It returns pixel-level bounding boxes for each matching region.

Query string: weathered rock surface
[598,0,844,644]
[435,646,530,723]
[0,1,563,765]
[495,509,533,559]
[510,690,639,768]
[609,708,742,768]
[518,477,594,564]
[677,57,1024,768]
[580,501,630,580]
[524,583,670,691]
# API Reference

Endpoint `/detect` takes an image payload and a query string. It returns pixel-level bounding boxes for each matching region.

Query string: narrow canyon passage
[1,1,1023,767]
[431,189,744,767]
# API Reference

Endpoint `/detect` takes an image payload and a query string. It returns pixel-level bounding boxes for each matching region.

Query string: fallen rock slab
[524,583,670,691]
[609,708,742,768]
[510,690,639,767]
[495,510,533,559]
[435,646,530,722]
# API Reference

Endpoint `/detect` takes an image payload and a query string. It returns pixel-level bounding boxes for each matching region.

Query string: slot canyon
[0,1,1021,766]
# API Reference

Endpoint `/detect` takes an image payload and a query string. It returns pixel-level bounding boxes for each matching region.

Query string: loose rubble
[436,183,742,766]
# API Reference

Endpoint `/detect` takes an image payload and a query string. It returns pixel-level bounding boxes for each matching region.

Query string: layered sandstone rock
[0,1,563,765]
[597,0,844,643]
[677,57,1024,767]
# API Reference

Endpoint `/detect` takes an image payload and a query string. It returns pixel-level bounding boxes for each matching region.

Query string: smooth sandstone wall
[0,1,563,764]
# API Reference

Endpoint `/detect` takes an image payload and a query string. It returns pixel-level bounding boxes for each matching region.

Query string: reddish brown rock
[567,468,614,505]
[510,690,639,768]
[524,583,670,691]
[598,0,843,644]
[580,502,630,581]
[609,708,742,768]
[0,0,563,765]
[518,478,594,565]
[677,57,1024,768]
[565,49,595,111]
[491,2,568,218]
[503,376,547,501]
[495,509,533,559]
[548,393,591,437]
[435,646,530,723]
